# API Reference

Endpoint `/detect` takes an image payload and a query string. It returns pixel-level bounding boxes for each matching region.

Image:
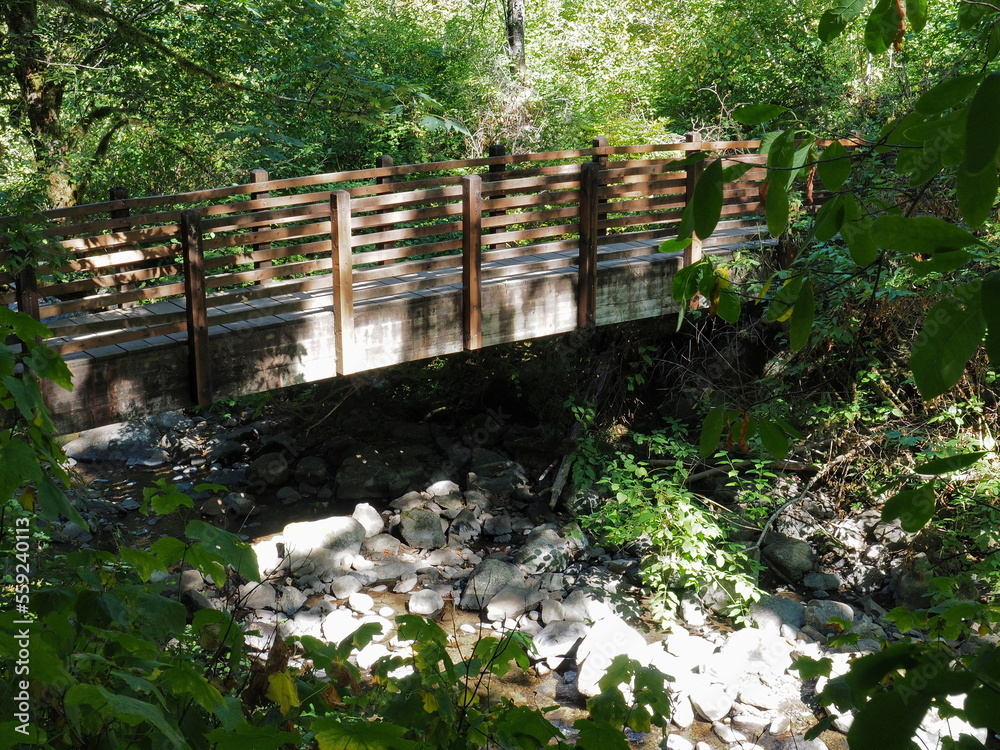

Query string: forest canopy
[1,0,975,209]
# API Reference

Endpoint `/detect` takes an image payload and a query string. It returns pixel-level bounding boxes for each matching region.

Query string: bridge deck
[0,137,825,433]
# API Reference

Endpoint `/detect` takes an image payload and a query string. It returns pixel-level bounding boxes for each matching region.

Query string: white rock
[426,480,460,496]
[739,682,781,710]
[330,575,363,599]
[575,616,648,697]
[352,503,385,538]
[687,676,734,722]
[323,609,362,645]
[409,589,445,617]
[713,722,747,743]
[378,606,395,618]
[394,576,418,593]
[666,734,694,750]
[348,592,375,614]
[355,643,391,671]
[671,694,696,728]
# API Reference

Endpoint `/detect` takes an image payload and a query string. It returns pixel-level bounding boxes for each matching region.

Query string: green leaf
[805,716,839,741]
[65,684,188,749]
[493,706,564,749]
[699,406,727,458]
[814,194,846,241]
[313,717,418,750]
[186,519,261,582]
[964,73,1000,175]
[818,141,851,191]
[789,279,815,352]
[766,180,789,237]
[714,287,741,323]
[846,689,931,750]
[120,547,167,581]
[722,162,753,182]
[732,104,789,125]
[658,237,692,254]
[790,656,834,681]
[910,284,986,399]
[906,250,971,277]
[24,344,73,391]
[0,308,50,344]
[983,271,1000,365]
[957,164,997,227]
[905,0,927,31]
[37,472,86,528]
[818,0,867,41]
[914,451,986,475]
[757,417,789,459]
[573,718,630,750]
[162,662,226,712]
[842,195,878,266]
[870,216,978,254]
[864,0,898,55]
[693,158,724,239]
[881,482,936,532]
[915,75,982,115]
[206,724,302,750]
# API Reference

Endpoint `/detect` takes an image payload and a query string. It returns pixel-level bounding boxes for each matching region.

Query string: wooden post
[109,187,137,307]
[375,155,394,264]
[578,162,599,329]
[331,190,355,375]
[462,175,483,351]
[592,136,608,238]
[15,266,40,348]
[250,169,272,284]
[684,131,704,269]
[181,211,212,407]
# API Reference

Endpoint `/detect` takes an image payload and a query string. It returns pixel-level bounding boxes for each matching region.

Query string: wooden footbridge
[3,137,778,434]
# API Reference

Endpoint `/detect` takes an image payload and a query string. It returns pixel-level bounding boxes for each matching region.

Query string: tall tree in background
[0,0,406,208]
[505,0,526,76]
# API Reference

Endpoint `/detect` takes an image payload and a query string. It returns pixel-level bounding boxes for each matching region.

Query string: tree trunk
[505,0,526,77]
[3,0,75,207]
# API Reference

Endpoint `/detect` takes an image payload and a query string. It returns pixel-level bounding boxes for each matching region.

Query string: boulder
[63,422,168,466]
[804,599,856,635]
[336,449,405,501]
[283,516,366,556]
[763,538,815,582]
[352,503,385,538]
[409,589,446,617]
[514,528,572,575]
[532,621,588,660]
[249,452,291,486]
[485,585,542,622]
[399,508,447,549]
[294,456,329,486]
[459,559,523,610]
[575,616,648,697]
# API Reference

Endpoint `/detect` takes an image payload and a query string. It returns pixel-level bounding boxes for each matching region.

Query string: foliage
[566,404,761,624]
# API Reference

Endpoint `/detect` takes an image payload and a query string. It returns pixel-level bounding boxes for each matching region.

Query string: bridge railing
[3,136,820,403]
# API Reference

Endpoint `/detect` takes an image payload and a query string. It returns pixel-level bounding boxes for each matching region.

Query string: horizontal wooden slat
[481,172,582,196]
[600,211,684,231]
[482,205,580,230]
[481,189,581,212]
[351,239,463,266]
[482,238,580,263]
[39,280,187,317]
[202,220,331,251]
[352,202,463,231]
[352,251,463,284]
[481,222,578,246]
[352,185,464,212]
[57,224,181,253]
[351,220,462,248]
[603,195,686,215]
